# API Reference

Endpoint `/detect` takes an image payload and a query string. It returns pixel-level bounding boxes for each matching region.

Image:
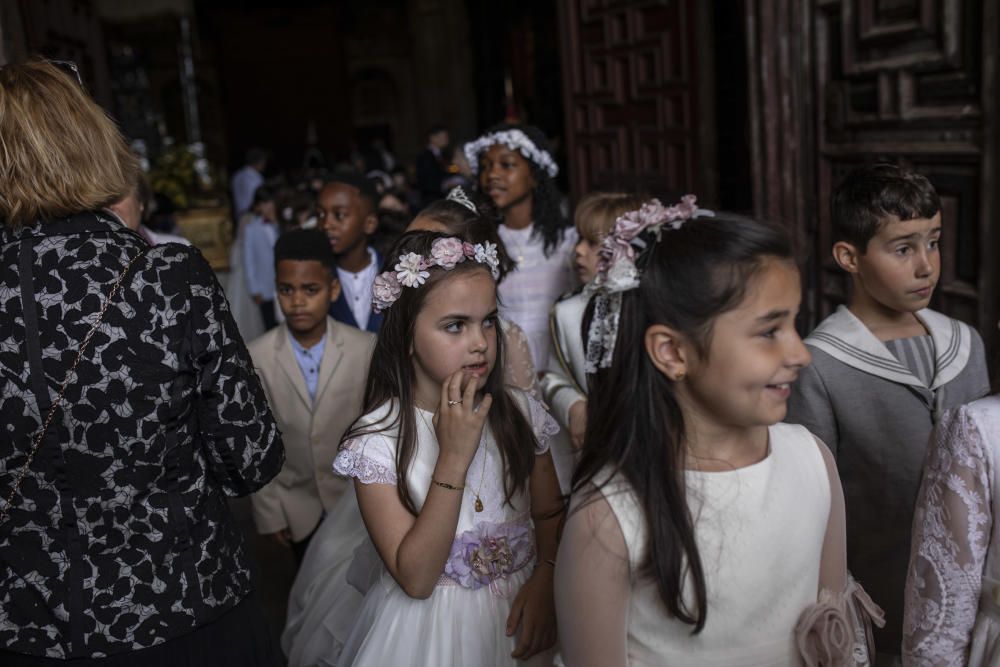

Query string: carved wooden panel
[750,0,998,355]
[15,0,112,105]
[816,0,994,339]
[557,0,711,201]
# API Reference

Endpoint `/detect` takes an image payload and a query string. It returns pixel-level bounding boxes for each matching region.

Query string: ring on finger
[448,399,463,406]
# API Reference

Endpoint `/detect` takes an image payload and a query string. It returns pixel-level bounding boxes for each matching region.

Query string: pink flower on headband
[372,272,403,313]
[371,239,501,312]
[430,237,466,269]
[584,194,712,373]
[663,195,699,229]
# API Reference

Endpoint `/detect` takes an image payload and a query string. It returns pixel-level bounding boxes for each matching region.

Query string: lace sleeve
[502,319,540,399]
[525,394,560,455]
[902,406,992,666]
[332,435,398,485]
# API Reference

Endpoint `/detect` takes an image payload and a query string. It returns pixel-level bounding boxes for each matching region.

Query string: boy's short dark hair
[326,172,378,213]
[252,184,275,206]
[274,228,336,272]
[831,163,941,251]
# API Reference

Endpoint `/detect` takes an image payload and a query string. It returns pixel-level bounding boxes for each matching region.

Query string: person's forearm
[391,453,469,598]
[530,454,564,562]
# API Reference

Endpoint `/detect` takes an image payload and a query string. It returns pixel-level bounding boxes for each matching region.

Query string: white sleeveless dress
[329,392,558,667]
[598,423,831,666]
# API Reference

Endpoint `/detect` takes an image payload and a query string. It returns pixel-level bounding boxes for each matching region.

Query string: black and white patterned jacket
[0,212,284,658]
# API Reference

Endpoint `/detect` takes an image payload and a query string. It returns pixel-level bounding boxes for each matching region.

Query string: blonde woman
[0,61,284,665]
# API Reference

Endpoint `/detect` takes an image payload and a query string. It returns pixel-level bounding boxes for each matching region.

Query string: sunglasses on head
[48,59,84,87]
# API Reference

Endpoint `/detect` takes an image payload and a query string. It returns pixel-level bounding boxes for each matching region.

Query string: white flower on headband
[464,129,559,178]
[373,238,501,312]
[474,241,500,279]
[395,252,429,288]
[606,257,639,292]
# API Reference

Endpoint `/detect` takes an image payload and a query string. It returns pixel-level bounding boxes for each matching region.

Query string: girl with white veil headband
[465,123,578,371]
[282,187,566,666]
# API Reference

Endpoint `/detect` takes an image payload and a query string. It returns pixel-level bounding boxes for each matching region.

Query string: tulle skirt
[338,566,549,667]
[282,493,371,667]
[283,492,553,667]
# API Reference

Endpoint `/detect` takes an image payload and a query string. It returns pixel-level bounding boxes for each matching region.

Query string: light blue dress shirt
[288,331,326,403]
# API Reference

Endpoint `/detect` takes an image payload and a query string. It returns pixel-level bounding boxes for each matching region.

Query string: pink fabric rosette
[795,580,885,667]
[372,272,403,312]
[429,237,466,270]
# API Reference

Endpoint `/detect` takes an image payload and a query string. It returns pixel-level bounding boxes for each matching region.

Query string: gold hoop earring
[674,372,685,382]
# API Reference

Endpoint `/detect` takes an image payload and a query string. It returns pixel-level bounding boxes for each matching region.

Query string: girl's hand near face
[432,369,492,470]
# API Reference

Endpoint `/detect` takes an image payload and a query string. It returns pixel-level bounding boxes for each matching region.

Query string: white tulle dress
[284,390,558,667]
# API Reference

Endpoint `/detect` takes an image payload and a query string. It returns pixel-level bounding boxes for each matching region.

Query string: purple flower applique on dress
[443,518,534,594]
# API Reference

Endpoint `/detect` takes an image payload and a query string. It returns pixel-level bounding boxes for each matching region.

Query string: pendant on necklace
[474,496,484,512]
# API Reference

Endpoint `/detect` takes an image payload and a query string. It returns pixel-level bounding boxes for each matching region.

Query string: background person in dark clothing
[414,123,450,208]
[0,60,284,666]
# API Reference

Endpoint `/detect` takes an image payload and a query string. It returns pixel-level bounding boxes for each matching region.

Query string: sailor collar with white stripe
[805,305,972,390]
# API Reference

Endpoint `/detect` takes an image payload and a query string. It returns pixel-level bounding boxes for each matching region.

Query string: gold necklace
[417,407,488,512]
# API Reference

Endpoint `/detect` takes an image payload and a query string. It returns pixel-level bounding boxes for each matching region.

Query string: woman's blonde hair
[574,191,649,243]
[0,60,138,227]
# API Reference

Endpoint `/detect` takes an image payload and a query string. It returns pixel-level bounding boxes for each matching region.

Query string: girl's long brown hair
[342,232,538,513]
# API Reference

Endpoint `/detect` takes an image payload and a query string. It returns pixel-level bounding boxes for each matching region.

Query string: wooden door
[748,0,999,356]
[557,0,715,203]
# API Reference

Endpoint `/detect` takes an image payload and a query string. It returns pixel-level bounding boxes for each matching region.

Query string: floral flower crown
[583,195,714,372]
[372,237,501,313]
[463,129,559,179]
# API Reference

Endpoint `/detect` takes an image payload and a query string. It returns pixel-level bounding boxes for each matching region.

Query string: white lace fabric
[904,405,992,666]
[501,318,541,400]
[333,436,398,485]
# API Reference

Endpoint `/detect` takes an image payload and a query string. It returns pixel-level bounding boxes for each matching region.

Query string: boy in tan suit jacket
[248,229,375,563]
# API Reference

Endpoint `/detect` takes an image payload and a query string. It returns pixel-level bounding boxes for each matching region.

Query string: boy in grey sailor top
[787,164,990,664]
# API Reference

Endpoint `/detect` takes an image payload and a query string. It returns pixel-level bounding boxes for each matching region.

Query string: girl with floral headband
[321,231,564,666]
[465,122,577,370]
[554,203,884,666]
[282,191,559,666]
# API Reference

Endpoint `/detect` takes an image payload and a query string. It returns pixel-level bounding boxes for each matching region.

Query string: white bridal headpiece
[463,129,559,179]
[584,195,714,373]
